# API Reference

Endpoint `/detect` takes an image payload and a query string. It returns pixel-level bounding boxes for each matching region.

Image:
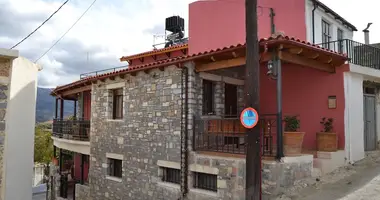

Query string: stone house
[49,1,380,200]
[0,48,41,200]
[50,35,350,200]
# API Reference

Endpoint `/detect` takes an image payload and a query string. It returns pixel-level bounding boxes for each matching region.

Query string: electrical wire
[10,0,70,49]
[34,0,99,63]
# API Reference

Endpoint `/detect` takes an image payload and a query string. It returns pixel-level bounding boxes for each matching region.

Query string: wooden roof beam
[279,51,334,73]
[195,57,245,72]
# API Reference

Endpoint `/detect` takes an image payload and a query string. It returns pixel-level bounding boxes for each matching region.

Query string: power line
[34,0,99,63]
[10,0,70,49]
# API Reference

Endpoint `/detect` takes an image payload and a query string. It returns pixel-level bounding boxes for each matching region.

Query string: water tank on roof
[165,16,185,33]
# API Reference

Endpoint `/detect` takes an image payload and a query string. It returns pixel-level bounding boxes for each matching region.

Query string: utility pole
[245,0,261,199]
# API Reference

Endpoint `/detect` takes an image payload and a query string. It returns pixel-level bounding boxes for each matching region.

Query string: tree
[34,124,53,164]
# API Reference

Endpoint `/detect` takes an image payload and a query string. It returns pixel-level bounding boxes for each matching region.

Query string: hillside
[36,87,74,122]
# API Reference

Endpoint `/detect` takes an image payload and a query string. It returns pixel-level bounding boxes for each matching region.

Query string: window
[193,172,217,192]
[112,88,123,119]
[108,158,122,178]
[224,83,238,117]
[161,167,181,184]
[337,29,344,53]
[322,20,331,49]
[202,80,215,115]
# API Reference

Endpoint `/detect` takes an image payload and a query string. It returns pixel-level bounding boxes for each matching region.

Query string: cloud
[1,0,377,88]
[0,0,195,87]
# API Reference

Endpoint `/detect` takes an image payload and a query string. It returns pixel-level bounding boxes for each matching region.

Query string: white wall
[344,70,365,163]
[3,57,40,200]
[305,0,354,44]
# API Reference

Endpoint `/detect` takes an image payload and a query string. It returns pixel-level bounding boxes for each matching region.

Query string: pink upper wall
[188,0,306,54]
[260,64,348,150]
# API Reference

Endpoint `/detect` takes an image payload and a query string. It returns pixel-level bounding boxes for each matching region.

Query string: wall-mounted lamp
[266,60,277,80]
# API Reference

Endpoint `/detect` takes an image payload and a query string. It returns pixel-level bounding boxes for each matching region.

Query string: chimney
[363,23,373,45]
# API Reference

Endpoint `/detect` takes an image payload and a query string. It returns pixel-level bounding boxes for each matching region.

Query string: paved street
[32,193,46,200]
[272,151,380,200]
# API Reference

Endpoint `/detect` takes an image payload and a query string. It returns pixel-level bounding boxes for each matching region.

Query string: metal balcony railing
[193,114,277,156]
[79,65,128,79]
[52,118,90,141]
[317,39,380,69]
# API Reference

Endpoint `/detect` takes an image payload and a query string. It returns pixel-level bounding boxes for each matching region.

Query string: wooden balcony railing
[52,119,90,141]
[193,114,277,156]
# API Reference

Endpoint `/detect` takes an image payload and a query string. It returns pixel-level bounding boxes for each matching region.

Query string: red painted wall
[188,0,306,54]
[83,91,91,120]
[259,64,347,150]
[73,153,89,182]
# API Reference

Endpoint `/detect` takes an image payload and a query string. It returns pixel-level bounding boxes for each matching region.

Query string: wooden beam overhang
[60,85,92,97]
[195,57,246,72]
[278,51,335,73]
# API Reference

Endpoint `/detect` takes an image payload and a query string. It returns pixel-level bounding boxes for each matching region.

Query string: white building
[0,48,42,200]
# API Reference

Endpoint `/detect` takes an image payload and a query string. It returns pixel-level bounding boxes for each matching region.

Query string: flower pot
[283,132,305,155]
[317,132,338,152]
[52,157,58,166]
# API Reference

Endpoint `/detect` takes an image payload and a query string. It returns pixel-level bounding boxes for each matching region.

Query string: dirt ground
[270,151,380,200]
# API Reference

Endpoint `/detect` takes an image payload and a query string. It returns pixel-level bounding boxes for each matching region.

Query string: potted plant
[283,115,305,155]
[317,117,338,152]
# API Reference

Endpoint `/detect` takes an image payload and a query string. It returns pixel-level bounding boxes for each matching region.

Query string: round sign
[240,107,259,129]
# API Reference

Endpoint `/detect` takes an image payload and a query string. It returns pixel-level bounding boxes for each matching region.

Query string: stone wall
[0,58,10,200]
[89,65,184,200]
[86,63,312,200]
[187,152,246,200]
[75,184,90,200]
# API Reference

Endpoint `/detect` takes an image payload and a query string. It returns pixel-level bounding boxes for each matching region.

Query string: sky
[0,0,379,88]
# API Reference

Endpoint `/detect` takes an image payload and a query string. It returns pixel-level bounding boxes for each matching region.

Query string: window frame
[112,88,123,119]
[107,158,122,178]
[193,172,217,192]
[161,167,181,184]
[337,28,344,53]
[321,20,331,49]
[202,80,215,115]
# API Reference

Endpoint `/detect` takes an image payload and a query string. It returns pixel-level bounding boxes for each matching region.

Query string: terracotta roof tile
[119,43,188,61]
[53,35,347,94]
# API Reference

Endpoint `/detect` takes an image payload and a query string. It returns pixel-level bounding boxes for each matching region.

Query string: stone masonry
[0,58,10,200]
[84,61,313,200]
[89,65,183,200]
[75,184,90,200]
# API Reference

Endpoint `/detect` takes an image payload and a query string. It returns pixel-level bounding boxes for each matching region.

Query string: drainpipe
[312,1,317,43]
[363,23,373,45]
[180,65,189,199]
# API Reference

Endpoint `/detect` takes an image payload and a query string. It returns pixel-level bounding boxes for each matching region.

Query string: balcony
[52,118,90,141]
[193,114,277,157]
[318,39,380,69]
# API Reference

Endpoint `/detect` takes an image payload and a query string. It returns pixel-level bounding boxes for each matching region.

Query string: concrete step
[313,150,346,175]
[311,168,321,178]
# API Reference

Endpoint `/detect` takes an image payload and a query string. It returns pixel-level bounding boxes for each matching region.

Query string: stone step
[311,167,322,178]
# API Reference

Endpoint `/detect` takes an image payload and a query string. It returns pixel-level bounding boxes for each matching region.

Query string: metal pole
[276,57,284,159]
[270,8,275,34]
[245,0,261,199]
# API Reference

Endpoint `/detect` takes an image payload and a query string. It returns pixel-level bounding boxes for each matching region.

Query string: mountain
[36,87,74,123]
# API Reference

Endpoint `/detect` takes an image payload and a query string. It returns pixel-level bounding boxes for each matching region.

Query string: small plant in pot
[317,117,338,152]
[283,115,305,156]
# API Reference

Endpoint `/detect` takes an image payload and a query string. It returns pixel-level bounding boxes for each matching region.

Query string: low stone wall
[75,184,90,200]
[262,155,313,196]
[186,152,313,199]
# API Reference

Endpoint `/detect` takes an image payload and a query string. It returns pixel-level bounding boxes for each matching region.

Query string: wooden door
[224,83,238,117]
